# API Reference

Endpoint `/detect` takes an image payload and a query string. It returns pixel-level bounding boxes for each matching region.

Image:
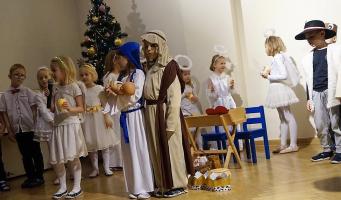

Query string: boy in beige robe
[141,30,189,198]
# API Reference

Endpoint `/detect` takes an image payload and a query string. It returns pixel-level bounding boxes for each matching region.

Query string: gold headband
[53,56,67,68]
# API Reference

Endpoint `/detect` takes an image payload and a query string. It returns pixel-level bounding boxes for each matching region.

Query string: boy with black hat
[296,20,341,164]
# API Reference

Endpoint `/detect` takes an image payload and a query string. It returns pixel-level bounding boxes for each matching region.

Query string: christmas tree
[81,0,127,83]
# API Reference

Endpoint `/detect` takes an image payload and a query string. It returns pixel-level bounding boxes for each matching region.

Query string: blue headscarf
[117,42,142,70]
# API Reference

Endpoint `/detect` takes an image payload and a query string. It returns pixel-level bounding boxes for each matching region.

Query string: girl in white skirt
[262,36,299,154]
[50,56,88,199]
[106,42,154,199]
[79,64,119,177]
[103,50,123,171]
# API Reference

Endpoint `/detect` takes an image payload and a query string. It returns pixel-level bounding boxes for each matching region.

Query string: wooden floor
[1,143,341,200]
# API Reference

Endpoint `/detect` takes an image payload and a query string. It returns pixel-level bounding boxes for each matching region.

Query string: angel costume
[103,72,123,168]
[142,31,193,193]
[207,72,236,109]
[265,53,299,152]
[112,42,154,195]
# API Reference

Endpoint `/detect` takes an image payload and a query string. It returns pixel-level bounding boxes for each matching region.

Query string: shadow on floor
[314,177,341,192]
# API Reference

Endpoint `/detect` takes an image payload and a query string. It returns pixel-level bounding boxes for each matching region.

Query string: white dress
[49,82,88,165]
[103,72,123,167]
[82,85,119,152]
[207,72,236,109]
[265,53,299,108]
[112,69,154,194]
[34,90,54,142]
[181,84,202,116]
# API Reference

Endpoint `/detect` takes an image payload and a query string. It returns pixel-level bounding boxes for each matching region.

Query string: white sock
[53,163,67,194]
[69,158,82,193]
[89,152,99,173]
[102,148,112,174]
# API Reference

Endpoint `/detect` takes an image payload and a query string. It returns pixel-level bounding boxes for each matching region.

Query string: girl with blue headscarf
[107,42,154,199]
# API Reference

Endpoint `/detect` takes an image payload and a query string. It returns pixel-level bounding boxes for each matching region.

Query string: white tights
[53,158,82,194]
[277,106,298,148]
[89,148,111,174]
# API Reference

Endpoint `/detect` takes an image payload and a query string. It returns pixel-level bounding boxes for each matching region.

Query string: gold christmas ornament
[92,16,99,23]
[114,38,122,46]
[88,47,96,56]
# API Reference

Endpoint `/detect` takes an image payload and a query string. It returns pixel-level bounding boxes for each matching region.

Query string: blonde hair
[209,54,225,71]
[265,36,287,56]
[80,63,98,82]
[50,56,77,84]
[9,64,26,76]
[36,66,52,79]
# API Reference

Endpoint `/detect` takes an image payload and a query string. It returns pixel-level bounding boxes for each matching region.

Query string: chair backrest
[243,106,267,132]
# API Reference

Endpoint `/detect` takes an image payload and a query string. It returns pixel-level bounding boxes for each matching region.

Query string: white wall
[0,0,82,91]
[240,0,341,139]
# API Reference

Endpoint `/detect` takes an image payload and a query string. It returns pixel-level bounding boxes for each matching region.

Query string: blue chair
[201,106,270,163]
[234,106,270,163]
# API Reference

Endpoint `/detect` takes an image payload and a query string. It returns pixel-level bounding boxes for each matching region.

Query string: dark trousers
[0,141,6,181]
[15,132,44,180]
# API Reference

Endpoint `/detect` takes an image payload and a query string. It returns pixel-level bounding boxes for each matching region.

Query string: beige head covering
[141,30,172,66]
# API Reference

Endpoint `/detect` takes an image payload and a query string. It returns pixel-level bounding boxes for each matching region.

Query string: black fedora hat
[295,20,336,40]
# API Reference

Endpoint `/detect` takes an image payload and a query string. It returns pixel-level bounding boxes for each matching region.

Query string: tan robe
[144,63,188,189]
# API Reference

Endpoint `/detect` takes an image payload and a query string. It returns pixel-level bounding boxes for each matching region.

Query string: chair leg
[250,138,257,163]
[263,135,271,160]
[244,139,251,160]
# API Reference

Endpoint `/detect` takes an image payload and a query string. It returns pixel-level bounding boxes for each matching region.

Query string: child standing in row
[34,67,54,143]
[0,114,10,192]
[177,55,203,148]
[207,54,236,109]
[262,36,299,154]
[296,20,341,163]
[79,64,118,177]
[108,42,154,199]
[0,64,45,189]
[103,50,123,171]
[49,56,88,199]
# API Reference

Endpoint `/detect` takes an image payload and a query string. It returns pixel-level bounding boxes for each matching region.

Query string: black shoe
[153,191,163,198]
[65,190,83,199]
[0,180,10,192]
[35,178,45,186]
[52,190,67,199]
[164,188,186,198]
[331,153,341,164]
[21,179,34,188]
[311,152,333,162]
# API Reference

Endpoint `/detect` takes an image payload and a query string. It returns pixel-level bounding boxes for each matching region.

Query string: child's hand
[229,79,235,88]
[62,101,70,111]
[7,128,16,142]
[104,114,113,128]
[190,96,199,103]
[306,100,314,112]
[43,88,50,97]
[261,72,269,79]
